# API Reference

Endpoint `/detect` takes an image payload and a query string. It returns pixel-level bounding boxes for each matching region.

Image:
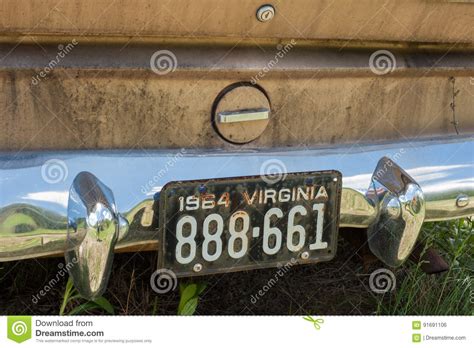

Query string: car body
[0,0,473,298]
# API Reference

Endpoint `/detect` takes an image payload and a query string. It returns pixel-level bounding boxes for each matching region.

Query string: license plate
[158,171,342,277]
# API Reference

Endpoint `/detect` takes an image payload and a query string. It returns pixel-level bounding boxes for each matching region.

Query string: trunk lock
[212,83,271,144]
[256,5,275,22]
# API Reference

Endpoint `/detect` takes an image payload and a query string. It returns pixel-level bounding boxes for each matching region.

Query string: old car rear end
[0,0,473,299]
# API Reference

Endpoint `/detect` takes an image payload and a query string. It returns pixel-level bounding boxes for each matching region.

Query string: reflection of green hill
[124,200,154,224]
[0,204,67,237]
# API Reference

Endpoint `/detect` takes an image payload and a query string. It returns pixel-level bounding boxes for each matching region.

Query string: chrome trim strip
[1,44,474,76]
[1,136,473,262]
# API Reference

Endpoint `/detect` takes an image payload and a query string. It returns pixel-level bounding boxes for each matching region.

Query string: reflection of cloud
[412,172,448,182]
[145,186,162,196]
[343,174,372,190]
[342,165,472,191]
[409,165,470,176]
[21,191,69,207]
[422,179,474,194]
[409,165,473,187]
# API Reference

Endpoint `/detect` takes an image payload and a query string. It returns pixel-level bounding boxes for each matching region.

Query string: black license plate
[158,171,342,277]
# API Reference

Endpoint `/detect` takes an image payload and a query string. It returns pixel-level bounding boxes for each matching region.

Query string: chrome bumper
[1,137,473,297]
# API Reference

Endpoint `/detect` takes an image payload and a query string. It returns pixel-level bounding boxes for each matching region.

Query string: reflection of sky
[21,191,69,208]
[1,139,473,216]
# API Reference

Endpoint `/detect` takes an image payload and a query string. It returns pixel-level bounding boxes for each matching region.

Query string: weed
[60,277,115,315]
[375,218,473,315]
[177,282,207,315]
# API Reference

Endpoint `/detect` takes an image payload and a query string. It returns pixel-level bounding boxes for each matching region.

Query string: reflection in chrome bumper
[0,136,473,296]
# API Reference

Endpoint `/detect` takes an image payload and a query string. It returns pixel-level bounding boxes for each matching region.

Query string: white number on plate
[173,204,326,264]
[287,205,307,252]
[262,207,283,255]
[175,215,197,264]
[202,213,224,262]
[228,211,250,259]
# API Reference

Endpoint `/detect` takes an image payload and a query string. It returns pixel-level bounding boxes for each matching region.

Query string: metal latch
[218,108,270,124]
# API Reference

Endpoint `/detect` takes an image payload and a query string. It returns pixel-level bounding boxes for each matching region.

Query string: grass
[375,218,473,315]
[60,277,115,315]
[0,219,472,315]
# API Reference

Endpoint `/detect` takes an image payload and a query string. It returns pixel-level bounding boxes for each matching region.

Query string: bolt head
[193,263,203,273]
[256,5,275,22]
[301,251,309,260]
[456,194,469,208]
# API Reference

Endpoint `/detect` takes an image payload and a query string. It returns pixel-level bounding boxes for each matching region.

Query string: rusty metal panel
[158,171,342,277]
[0,69,472,151]
[0,42,473,151]
[0,0,473,45]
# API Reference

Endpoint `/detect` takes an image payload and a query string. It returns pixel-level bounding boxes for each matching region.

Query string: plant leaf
[179,297,199,316]
[68,302,100,316]
[60,277,76,315]
[196,283,207,296]
[178,284,198,313]
[93,296,115,315]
